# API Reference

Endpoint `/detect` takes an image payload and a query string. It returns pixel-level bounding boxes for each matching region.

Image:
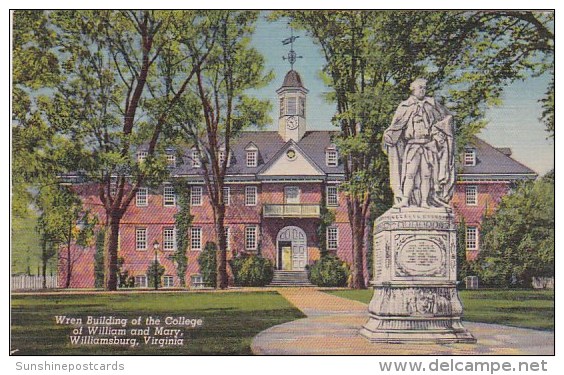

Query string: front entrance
[276,226,307,270]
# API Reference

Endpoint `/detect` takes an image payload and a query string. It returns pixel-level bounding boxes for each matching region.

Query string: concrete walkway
[251,288,554,355]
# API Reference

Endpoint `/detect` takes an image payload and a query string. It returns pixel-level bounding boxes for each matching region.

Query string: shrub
[308,255,349,287]
[147,260,166,288]
[197,241,217,288]
[230,254,274,287]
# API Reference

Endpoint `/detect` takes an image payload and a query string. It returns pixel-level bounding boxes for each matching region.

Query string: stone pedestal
[360,207,476,343]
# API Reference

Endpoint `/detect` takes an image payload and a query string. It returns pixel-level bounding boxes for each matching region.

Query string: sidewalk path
[251,288,554,355]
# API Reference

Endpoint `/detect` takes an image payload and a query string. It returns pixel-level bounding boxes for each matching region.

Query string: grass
[11,291,305,355]
[323,289,554,331]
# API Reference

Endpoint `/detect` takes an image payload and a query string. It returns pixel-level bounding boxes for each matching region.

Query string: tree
[475,172,554,287]
[275,10,553,288]
[27,11,220,290]
[36,185,96,288]
[174,11,272,289]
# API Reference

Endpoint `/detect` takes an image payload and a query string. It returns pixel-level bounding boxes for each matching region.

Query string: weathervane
[282,25,302,70]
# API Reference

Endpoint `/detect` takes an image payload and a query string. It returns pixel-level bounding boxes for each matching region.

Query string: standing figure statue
[383,78,455,208]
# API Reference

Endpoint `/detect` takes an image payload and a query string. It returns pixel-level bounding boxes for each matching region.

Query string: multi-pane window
[191,227,202,251]
[137,151,147,163]
[326,149,338,167]
[465,185,478,206]
[166,154,176,167]
[245,186,257,206]
[284,186,300,204]
[218,150,230,167]
[163,276,174,288]
[136,228,147,250]
[223,187,230,206]
[192,150,201,168]
[245,226,258,251]
[163,185,176,206]
[163,227,176,251]
[466,226,478,251]
[136,188,148,206]
[191,186,203,206]
[464,149,476,166]
[134,275,147,288]
[327,186,339,207]
[327,227,338,250]
[246,151,257,167]
[287,97,297,115]
[191,274,204,288]
[109,177,117,197]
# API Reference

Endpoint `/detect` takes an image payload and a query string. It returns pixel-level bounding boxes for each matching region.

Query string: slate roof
[280,70,306,89]
[172,130,343,178]
[461,136,537,177]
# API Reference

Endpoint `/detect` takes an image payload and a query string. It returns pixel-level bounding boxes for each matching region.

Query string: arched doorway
[276,226,307,271]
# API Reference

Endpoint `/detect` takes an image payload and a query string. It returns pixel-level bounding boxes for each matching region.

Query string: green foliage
[147,260,166,289]
[230,254,274,287]
[197,242,218,288]
[474,174,554,287]
[308,255,350,287]
[456,217,473,283]
[94,230,105,288]
[317,188,336,257]
[117,257,135,288]
[171,183,193,287]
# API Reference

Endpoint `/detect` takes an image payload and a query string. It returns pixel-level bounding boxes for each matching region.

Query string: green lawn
[323,289,554,331]
[11,291,305,355]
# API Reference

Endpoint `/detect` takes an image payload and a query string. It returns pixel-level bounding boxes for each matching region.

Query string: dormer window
[464,149,476,166]
[137,151,147,163]
[326,147,338,167]
[246,151,257,167]
[218,149,230,167]
[166,154,176,168]
[192,149,201,168]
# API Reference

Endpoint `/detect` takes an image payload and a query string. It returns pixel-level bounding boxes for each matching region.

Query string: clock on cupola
[277,30,309,142]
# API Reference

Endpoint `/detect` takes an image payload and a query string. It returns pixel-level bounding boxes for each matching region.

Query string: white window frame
[163,227,176,251]
[246,150,258,167]
[192,150,201,168]
[465,185,478,206]
[464,149,476,166]
[191,186,203,206]
[137,151,147,163]
[109,177,117,197]
[163,185,176,207]
[284,186,300,204]
[191,274,204,288]
[245,186,257,206]
[326,149,338,167]
[223,186,230,206]
[245,226,258,251]
[287,97,297,115]
[134,275,147,288]
[166,154,176,167]
[466,226,478,251]
[136,187,148,207]
[326,185,339,207]
[163,275,174,288]
[191,227,202,251]
[136,228,147,251]
[327,227,338,250]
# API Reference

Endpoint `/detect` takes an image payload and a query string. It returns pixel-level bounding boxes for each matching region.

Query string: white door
[277,226,307,271]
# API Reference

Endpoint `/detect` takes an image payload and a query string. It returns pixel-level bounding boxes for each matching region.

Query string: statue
[383,78,455,209]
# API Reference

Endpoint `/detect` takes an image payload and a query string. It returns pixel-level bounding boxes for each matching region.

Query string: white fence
[532,277,554,289]
[11,275,58,290]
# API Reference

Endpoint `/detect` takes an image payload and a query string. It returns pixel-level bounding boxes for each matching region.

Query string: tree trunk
[104,214,121,291]
[350,202,366,289]
[41,254,47,289]
[215,206,228,289]
[65,221,73,288]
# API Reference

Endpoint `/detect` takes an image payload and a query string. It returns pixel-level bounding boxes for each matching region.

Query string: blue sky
[250,13,554,176]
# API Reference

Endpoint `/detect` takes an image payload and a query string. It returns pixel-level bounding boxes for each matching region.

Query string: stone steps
[268,270,313,287]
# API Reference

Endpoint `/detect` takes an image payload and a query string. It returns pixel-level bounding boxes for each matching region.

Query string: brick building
[61,69,537,288]
[452,137,537,260]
